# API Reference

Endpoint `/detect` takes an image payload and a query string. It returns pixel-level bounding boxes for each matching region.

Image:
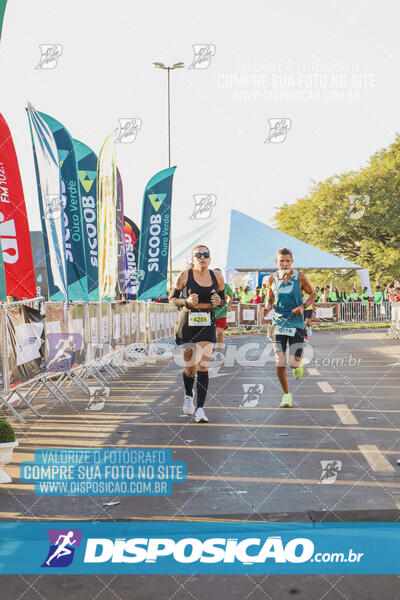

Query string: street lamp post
[154,61,184,292]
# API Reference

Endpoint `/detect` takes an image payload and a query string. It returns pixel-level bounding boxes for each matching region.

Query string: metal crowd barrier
[386,302,400,339]
[224,300,391,335]
[338,301,391,323]
[0,298,180,423]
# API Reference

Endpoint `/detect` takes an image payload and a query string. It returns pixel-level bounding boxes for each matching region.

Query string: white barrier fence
[0,300,179,423]
[224,301,391,334]
[386,302,400,339]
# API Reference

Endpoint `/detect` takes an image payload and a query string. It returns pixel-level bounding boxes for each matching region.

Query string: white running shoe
[307,327,312,338]
[194,407,209,423]
[183,394,195,415]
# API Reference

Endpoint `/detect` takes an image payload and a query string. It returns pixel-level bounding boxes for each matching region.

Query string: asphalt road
[1,328,400,598]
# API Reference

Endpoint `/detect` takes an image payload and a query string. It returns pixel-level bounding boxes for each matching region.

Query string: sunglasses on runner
[193,252,210,258]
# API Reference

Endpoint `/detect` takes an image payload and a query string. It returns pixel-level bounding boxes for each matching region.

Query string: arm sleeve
[217,288,225,307]
[169,287,188,309]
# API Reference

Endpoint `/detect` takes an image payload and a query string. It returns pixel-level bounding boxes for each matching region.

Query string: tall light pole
[154,61,184,291]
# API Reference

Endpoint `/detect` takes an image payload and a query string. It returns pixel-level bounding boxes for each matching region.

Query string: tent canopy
[172,209,364,272]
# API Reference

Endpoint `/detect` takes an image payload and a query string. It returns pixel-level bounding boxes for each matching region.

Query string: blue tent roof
[226,210,363,270]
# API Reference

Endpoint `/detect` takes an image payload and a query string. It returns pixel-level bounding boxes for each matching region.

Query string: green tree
[274,135,400,281]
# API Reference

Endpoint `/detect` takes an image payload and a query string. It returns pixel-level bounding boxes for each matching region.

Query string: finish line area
[2,328,400,521]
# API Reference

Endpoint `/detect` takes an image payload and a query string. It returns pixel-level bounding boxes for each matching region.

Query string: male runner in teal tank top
[263,248,317,408]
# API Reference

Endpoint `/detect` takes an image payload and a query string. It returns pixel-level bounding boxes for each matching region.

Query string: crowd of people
[231,280,400,304]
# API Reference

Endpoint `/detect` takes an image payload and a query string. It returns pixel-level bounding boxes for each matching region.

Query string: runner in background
[263,248,316,408]
[213,268,233,360]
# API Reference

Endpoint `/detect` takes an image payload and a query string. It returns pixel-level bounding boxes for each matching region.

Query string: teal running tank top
[272,270,304,329]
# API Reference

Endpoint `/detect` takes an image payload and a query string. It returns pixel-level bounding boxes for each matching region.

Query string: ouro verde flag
[138,166,176,300]
[97,131,117,300]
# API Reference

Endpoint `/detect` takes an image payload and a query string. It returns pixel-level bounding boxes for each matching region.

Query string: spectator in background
[361,287,370,305]
[315,286,322,301]
[386,283,395,301]
[319,287,329,302]
[329,287,339,302]
[394,287,400,302]
[251,287,263,304]
[242,286,253,303]
[373,285,383,303]
[233,288,240,303]
[260,282,267,300]
[373,285,383,320]
[348,288,359,302]
[338,288,347,303]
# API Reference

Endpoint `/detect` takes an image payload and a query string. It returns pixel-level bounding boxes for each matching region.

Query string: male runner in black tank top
[170,245,225,423]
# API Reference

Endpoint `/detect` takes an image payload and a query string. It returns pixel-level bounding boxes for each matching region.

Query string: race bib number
[275,325,296,336]
[189,312,211,326]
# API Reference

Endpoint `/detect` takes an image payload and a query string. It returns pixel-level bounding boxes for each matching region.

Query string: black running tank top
[186,269,218,304]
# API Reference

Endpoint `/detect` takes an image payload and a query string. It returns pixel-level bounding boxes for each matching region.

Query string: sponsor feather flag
[116,168,126,296]
[0,0,7,42]
[97,131,117,300]
[138,166,176,300]
[26,103,68,301]
[0,113,36,298]
[0,241,6,301]
[124,216,139,299]
[39,112,88,302]
[73,139,99,301]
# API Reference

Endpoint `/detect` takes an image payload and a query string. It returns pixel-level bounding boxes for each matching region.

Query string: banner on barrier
[0,113,36,299]
[240,304,257,325]
[26,103,68,301]
[315,303,337,322]
[73,139,99,301]
[97,131,117,300]
[8,304,45,387]
[138,166,176,300]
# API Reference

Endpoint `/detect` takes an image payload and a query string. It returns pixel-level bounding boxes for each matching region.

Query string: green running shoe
[292,364,305,379]
[280,393,292,408]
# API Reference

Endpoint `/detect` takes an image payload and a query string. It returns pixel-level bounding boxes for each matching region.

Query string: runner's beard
[277,269,293,282]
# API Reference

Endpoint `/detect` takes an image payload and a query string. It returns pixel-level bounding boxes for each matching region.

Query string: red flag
[0,113,36,298]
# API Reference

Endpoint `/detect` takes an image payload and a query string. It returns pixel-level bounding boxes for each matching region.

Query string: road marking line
[308,368,320,376]
[317,381,335,393]
[358,445,395,472]
[189,475,400,488]
[332,404,358,425]
[124,422,400,432]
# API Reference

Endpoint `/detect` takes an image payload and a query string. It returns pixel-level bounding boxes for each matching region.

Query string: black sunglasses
[194,252,210,258]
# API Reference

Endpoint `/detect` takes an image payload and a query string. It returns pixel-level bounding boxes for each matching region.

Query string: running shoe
[292,364,305,379]
[183,394,195,415]
[307,327,312,338]
[194,407,209,423]
[280,393,292,408]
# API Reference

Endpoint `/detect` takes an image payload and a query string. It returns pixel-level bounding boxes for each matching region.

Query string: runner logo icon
[42,529,82,567]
